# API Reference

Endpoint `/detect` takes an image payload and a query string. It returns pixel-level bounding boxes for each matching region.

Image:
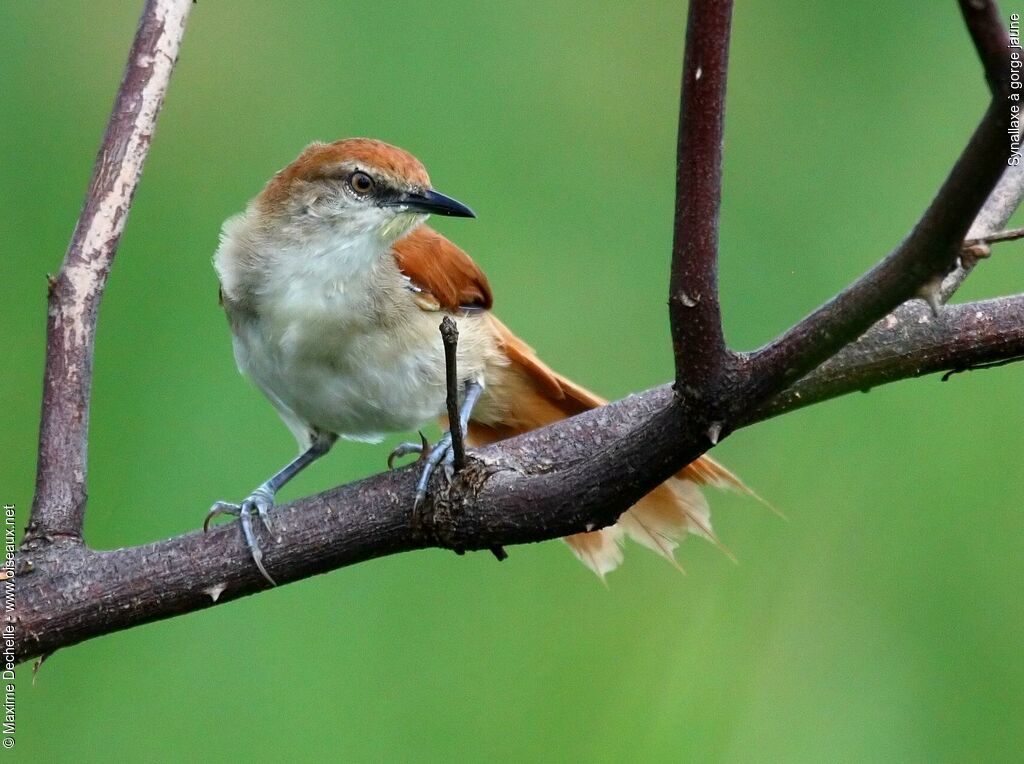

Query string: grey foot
[204,487,278,586]
[414,432,458,510]
[395,432,508,562]
[388,430,454,507]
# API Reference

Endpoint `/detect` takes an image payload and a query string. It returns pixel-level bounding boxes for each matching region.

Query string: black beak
[386,189,476,218]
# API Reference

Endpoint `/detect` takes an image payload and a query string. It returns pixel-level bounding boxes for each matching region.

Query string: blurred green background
[3,1,1023,761]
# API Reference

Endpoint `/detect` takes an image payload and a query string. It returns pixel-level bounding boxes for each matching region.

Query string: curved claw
[387,431,431,470]
[239,498,277,586]
[388,444,418,470]
[204,500,240,532]
[255,500,275,535]
[203,492,278,586]
[413,433,454,510]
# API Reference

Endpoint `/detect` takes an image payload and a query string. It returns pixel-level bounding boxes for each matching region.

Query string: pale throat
[262,212,421,315]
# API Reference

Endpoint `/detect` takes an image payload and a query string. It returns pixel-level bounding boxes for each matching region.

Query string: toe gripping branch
[205,431,337,586]
[389,317,506,562]
[412,317,480,509]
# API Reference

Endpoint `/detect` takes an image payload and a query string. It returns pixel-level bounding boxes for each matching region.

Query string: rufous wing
[393,226,492,313]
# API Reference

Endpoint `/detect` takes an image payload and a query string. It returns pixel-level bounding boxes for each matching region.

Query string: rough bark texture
[11,0,1024,664]
[27,0,193,544]
[670,0,735,404]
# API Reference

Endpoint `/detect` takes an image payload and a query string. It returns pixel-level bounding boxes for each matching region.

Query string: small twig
[941,161,1024,299]
[965,225,1024,246]
[440,317,466,472]
[966,158,1024,241]
[939,164,1024,300]
[439,318,504,560]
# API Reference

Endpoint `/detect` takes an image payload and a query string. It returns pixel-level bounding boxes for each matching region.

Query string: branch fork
[12,0,1024,663]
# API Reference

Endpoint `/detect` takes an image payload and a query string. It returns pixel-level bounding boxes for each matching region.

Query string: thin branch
[14,293,1024,661]
[669,0,734,399]
[441,317,505,561]
[966,148,1024,242]
[744,0,1012,402]
[943,160,1024,296]
[750,295,1024,422]
[25,0,193,544]
[440,317,466,471]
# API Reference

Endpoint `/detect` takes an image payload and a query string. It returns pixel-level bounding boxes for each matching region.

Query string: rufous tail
[463,315,755,579]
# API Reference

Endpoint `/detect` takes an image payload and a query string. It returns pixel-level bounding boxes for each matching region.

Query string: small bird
[209,138,749,584]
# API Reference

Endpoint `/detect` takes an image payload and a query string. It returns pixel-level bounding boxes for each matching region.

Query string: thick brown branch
[744,0,1012,402]
[669,0,734,399]
[26,0,193,543]
[15,0,1024,671]
[15,293,1024,662]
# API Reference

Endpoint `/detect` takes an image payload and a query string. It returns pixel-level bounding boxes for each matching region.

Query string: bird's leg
[442,379,484,476]
[413,379,484,510]
[421,378,505,561]
[205,431,337,585]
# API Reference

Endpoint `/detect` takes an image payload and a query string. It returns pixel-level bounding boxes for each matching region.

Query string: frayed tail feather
[681,456,783,518]
[563,525,625,582]
[564,473,744,579]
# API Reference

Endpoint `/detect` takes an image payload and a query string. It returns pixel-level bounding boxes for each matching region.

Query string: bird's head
[257,138,474,243]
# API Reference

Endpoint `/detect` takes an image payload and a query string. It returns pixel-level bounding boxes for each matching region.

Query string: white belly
[216,220,498,447]
[232,304,492,446]
[233,318,438,443]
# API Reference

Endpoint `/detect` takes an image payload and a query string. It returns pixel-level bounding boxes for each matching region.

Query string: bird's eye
[349,171,375,195]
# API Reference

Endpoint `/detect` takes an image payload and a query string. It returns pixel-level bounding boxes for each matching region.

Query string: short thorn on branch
[707,421,723,446]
